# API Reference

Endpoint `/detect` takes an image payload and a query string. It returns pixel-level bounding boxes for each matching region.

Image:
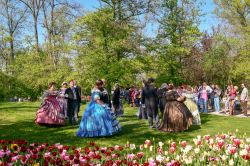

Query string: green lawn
[0,102,249,147]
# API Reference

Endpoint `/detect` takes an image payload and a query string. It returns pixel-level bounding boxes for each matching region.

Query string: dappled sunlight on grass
[1,102,250,147]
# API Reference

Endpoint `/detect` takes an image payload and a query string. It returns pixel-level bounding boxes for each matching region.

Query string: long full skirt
[76,102,121,137]
[184,99,201,125]
[35,97,65,125]
[158,101,193,132]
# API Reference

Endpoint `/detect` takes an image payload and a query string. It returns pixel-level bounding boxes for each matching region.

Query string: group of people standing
[35,80,81,126]
[35,79,123,137]
[223,83,249,116]
[35,77,248,137]
[137,78,200,132]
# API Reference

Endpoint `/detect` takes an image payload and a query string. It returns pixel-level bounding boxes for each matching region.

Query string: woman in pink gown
[35,82,65,126]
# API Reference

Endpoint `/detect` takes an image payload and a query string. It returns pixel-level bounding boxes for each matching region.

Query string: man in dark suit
[73,80,81,116]
[65,80,79,125]
[112,83,120,116]
[141,78,160,129]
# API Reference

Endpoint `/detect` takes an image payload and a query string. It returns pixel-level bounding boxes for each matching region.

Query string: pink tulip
[158,147,163,154]
[217,140,224,149]
[88,151,95,158]
[45,152,50,158]
[233,139,241,147]
[204,135,210,141]
[230,147,237,155]
[114,145,120,151]
[64,155,70,161]
[0,150,5,158]
[169,147,175,154]
[246,145,250,152]
[127,154,136,160]
[112,153,119,159]
[145,140,151,146]
[79,157,87,164]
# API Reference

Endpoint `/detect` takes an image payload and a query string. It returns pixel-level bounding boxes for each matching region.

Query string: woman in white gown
[183,86,201,125]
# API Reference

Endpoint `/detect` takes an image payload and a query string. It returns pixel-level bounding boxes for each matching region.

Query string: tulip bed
[1,132,250,166]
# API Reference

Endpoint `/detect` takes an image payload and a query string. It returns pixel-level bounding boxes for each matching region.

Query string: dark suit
[112,87,120,108]
[112,87,120,114]
[74,86,81,114]
[65,87,79,125]
[141,84,160,128]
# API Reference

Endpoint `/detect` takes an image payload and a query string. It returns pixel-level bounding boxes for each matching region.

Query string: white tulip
[194,148,200,154]
[229,159,234,166]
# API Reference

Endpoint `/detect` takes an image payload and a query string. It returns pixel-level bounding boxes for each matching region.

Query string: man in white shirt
[240,83,248,116]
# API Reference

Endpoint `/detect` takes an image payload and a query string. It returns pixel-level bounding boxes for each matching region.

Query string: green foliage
[72,8,142,92]
[10,51,73,98]
[0,72,34,101]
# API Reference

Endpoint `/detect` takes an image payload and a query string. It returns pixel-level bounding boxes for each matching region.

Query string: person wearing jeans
[214,85,221,112]
[200,83,208,113]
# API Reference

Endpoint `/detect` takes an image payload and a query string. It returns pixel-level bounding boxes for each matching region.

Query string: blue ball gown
[76,89,121,137]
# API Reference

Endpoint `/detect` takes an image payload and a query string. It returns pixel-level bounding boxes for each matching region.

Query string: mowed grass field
[0,102,250,147]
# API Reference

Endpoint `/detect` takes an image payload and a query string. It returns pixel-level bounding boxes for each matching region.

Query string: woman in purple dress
[58,82,68,118]
[35,82,65,126]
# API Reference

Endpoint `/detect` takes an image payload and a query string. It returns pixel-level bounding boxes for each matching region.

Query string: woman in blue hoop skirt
[76,80,121,137]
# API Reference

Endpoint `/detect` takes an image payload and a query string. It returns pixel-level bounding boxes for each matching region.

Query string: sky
[80,0,220,35]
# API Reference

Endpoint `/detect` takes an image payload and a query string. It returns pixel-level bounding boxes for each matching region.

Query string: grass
[0,102,250,147]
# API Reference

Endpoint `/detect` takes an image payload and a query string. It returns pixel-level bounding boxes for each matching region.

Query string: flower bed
[1,132,250,165]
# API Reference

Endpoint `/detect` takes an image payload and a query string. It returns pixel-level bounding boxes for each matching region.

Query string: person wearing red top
[229,85,237,115]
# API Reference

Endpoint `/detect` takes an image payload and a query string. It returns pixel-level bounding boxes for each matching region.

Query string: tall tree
[0,0,27,65]
[153,0,202,84]
[19,0,43,53]
[214,0,250,82]
[41,0,81,66]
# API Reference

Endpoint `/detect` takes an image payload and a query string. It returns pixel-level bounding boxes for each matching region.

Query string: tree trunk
[10,35,14,64]
[34,18,39,53]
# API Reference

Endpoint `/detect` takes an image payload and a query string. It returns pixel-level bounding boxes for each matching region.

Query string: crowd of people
[34,78,248,137]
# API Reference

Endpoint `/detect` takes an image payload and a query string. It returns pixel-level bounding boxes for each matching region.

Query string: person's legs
[214,97,220,112]
[241,101,248,116]
[153,107,160,128]
[67,102,73,125]
[204,99,208,113]
[229,99,235,115]
[73,101,79,123]
[210,96,214,109]
[201,99,208,113]
[197,98,201,112]
[146,107,153,128]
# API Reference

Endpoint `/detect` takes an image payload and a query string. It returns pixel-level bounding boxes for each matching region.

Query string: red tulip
[69,154,74,160]
[89,142,95,147]
[180,141,187,148]
[137,152,144,159]
[171,142,177,148]
[243,154,250,160]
